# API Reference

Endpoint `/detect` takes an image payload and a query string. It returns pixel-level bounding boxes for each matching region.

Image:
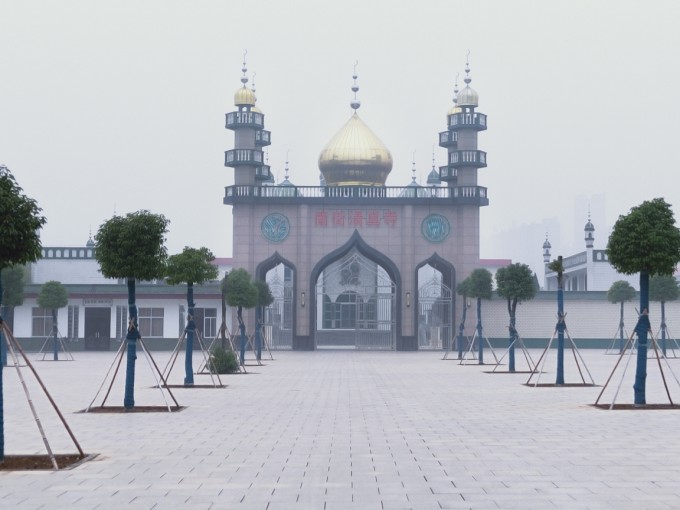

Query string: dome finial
[457,51,479,107]
[241,50,249,85]
[350,60,361,111]
[251,72,256,93]
[285,150,290,180]
[464,50,472,85]
[411,150,417,183]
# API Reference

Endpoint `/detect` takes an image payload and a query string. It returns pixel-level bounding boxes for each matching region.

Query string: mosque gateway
[224,60,488,350]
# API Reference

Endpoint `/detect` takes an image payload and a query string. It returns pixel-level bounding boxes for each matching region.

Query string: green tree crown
[607,280,637,304]
[456,278,470,297]
[495,263,536,303]
[254,279,274,307]
[0,166,46,270]
[649,275,679,303]
[467,268,493,300]
[165,246,219,286]
[94,210,169,281]
[225,268,258,309]
[37,280,69,309]
[1,265,27,307]
[607,198,680,276]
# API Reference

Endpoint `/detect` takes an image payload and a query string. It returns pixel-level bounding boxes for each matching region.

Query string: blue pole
[123,278,140,409]
[661,301,667,357]
[633,272,650,406]
[618,301,625,354]
[476,297,484,365]
[555,287,565,385]
[52,309,59,361]
[238,306,246,366]
[457,299,467,360]
[184,283,195,386]
[255,307,262,362]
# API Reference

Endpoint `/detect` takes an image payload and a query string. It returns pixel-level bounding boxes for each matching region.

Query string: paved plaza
[1,348,680,509]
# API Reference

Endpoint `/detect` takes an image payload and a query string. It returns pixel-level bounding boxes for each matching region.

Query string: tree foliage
[607,280,637,304]
[254,279,274,307]
[649,275,679,303]
[607,198,680,276]
[37,280,68,310]
[165,246,218,286]
[467,268,493,300]
[0,166,46,271]
[225,268,258,310]
[495,263,536,304]
[94,210,169,280]
[1,265,27,307]
[456,278,470,297]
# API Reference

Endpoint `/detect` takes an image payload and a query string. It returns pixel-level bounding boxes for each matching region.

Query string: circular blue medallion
[421,214,450,243]
[261,213,290,242]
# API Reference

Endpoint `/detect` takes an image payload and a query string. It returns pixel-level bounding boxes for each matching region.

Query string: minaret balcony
[448,112,487,131]
[255,165,271,180]
[224,149,264,167]
[438,130,458,148]
[225,111,265,130]
[438,165,457,182]
[449,150,487,168]
[255,130,271,147]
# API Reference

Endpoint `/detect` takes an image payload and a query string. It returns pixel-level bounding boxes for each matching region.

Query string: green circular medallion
[261,213,290,242]
[421,214,450,243]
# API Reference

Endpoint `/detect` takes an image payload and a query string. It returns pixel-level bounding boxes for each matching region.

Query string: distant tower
[438,56,487,188]
[225,54,271,185]
[584,213,595,249]
[543,234,552,264]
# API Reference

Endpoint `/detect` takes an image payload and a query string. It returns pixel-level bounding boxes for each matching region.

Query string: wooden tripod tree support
[491,330,537,374]
[161,329,223,388]
[458,328,499,366]
[86,337,181,412]
[594,327,680,409]
[36,327,75,362]
[0,321,85,469]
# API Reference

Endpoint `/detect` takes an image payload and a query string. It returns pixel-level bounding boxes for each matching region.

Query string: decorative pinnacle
[350,61,361,110]
[241,50,249,85]
[411,151,417,182]
[431,146,436,171]
[251,72,257,93]
[453,72,460,103]
[285,151,290,180]
[464,51,472,85]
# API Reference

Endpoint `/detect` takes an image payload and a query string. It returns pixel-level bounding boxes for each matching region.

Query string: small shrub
[209,347,239,374]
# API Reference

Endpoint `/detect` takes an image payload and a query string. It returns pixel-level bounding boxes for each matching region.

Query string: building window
[115,306,127,340]
[139,307,164,337]
[67,305,79,339]
[32,307,53,337]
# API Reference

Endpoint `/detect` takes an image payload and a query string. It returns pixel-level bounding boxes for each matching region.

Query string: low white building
[543,217,639,291]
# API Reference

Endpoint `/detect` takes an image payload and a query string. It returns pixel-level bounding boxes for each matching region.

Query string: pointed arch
[415,253,456,350]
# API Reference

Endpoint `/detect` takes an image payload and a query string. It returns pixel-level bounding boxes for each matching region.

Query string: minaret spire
[350,61,361,111]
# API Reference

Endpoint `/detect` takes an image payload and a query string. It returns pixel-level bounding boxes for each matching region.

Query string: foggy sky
[2,0,679,279]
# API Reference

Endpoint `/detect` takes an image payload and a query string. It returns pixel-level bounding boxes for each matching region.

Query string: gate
[315,251,396,350]
[417,274,453,350]
[265,269,293,349]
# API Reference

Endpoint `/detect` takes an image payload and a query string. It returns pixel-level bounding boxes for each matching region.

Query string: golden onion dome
[447,104,462,116]
[318,112,393,186]
[234,86,256,107]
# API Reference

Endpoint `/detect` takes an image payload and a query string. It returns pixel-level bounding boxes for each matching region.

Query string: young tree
[165,247,219,386]
[607,198,680,405]
[1,265,27,366]
[253,279,274,361]
[36,281,69,361]
[649,274,679,356]
[548,257,566,384]
[495,263,536,372]
[607,280,637,353]
[95,210,169,409]
[467,269,493,364]
[455,278,471,359]
[225,269,258,365]
[0,165,47,462]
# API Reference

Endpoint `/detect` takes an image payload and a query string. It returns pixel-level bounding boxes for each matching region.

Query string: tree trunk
[124,278,140,409]
[476,297,484,364]
[255,306,262,361]
[618,301,625,353]
[633,271,650,406]
[52,309,59,361]
[661,301,667,357]
[184,282,195,386]
[238,306,246,366]
[0,275,5,460]
[555,287,565,385]
[457,297,467,360]
[508,298,517,372]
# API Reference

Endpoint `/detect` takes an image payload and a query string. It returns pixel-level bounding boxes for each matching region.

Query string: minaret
[427,147,441,186]
[225,54,271,186]
[584,213,595,249]
[439,55,487,187]
[543,233,552,264]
